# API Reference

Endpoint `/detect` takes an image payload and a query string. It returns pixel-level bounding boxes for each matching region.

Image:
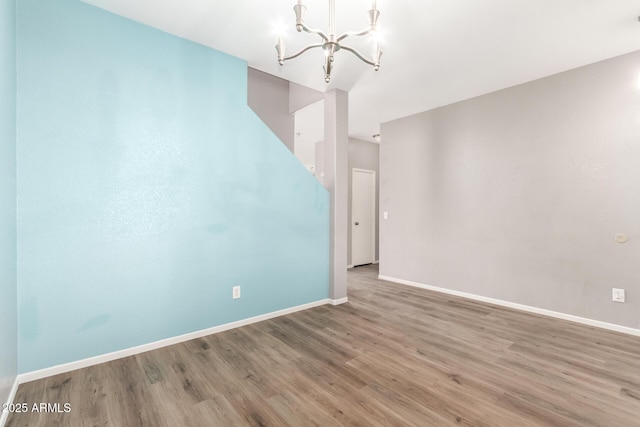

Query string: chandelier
[275,0,383,83]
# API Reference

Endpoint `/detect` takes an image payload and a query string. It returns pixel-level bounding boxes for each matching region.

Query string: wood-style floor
[7,264,640,426]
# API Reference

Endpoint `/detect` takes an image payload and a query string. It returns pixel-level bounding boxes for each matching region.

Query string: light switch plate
[612,288,625,303]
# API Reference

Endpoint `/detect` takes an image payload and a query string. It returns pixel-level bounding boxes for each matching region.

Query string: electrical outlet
[233,286,241,300]
[612,288,625,303]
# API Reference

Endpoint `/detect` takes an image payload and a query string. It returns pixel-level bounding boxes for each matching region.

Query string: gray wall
[324,90,349,300]
[348,138,380,266]
[0,0,17,407]
[380,50,640,329]
[289,81,323,114]
[315,140,325,186]
[247,67,294,151]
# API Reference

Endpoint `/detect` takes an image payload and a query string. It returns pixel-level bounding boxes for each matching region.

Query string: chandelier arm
[283,43,324,61]
[277,1,383,80]
[299,24,329,42]
[340,45,376,66]
[337,27,375,43]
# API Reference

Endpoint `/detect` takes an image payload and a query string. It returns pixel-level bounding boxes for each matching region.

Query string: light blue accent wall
[17,0,329,373]
[0,0,17,403]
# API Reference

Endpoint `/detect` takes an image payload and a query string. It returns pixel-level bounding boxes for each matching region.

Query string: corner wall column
[324,89,348,301]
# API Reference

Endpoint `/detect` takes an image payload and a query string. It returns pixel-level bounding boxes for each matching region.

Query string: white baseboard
[19,298,332,384]
[378,274,640,337]
[348,261,378,269]
[329,297,349,305]
[0,377,19,427]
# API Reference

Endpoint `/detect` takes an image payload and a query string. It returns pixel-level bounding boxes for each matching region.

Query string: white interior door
[352,169,376,266]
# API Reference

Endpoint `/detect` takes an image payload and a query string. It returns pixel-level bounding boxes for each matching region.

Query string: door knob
[355,222,359,225]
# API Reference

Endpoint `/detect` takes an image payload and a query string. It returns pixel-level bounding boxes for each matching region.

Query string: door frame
[351,168,376,266]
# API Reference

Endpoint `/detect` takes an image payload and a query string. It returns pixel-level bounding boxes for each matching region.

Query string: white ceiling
[85,0,640,141]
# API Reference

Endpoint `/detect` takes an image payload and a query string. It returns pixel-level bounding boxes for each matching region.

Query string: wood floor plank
[7,264,640,426]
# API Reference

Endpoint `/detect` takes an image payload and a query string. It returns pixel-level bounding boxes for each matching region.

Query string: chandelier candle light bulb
[275,0,383,83]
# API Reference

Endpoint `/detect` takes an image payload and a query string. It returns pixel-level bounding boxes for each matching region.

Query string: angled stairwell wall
[17,0,329,374]
[247,68,296,152]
